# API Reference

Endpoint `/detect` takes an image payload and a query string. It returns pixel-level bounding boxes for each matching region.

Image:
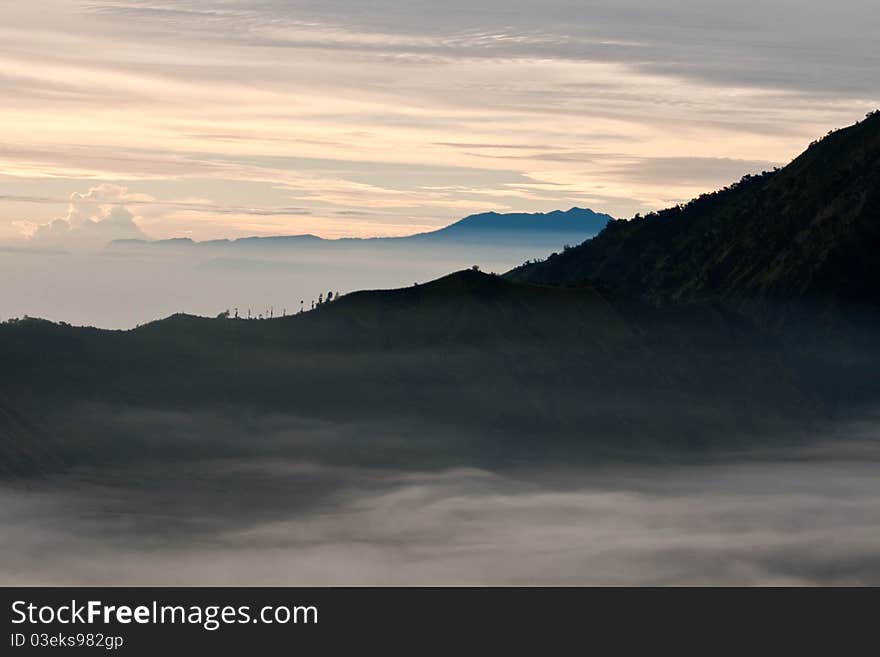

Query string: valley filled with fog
[2,410,879,585]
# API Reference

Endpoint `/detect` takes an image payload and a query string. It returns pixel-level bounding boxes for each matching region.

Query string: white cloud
[29,184,148,250]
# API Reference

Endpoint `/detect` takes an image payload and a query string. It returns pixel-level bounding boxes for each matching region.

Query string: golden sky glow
[0,0,877,244]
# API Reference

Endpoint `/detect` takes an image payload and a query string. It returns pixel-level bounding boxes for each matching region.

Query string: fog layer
[0,241,567,329]
[2,413,878,586]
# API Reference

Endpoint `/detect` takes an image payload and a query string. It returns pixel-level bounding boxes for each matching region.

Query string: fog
[2,411,879,586]
[0,241,554,329]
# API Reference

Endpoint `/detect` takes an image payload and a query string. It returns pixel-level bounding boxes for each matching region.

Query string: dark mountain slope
[508,112,880,317]
[12,113,880,472]
[0,396,65,476]
[0,271,813,472]
[508,113,880,405]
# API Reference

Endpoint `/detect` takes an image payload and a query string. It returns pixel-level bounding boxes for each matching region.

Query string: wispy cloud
[0,1,876,241]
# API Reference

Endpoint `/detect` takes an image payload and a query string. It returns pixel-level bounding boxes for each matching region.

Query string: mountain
[0,395,63,476]
[111,207,612,251]
[113,234,325,248]
[0,269,813,472]
[509,113,880,318]
[4,117,880,475]
[509,112,880,405]
[404,207,613,245]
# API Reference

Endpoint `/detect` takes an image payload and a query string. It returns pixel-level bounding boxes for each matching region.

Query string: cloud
[602,157,782,188]
[3,445,880,585]
[83,1,880,97]
[28,184,148,250]
[0,1,877,241]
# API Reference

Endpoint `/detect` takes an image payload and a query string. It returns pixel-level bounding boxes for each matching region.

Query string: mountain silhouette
[113,207,612,251]
[509,113,880,321]
[0,269,814,472]
[509,111,880,405]
[404,207,613,244]
[3,116,880,473]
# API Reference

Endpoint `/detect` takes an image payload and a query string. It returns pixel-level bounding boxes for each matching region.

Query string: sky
[0,0,878,245]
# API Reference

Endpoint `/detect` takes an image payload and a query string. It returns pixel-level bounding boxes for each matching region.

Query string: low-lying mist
[0,241,555,328]
[2,410,879,586]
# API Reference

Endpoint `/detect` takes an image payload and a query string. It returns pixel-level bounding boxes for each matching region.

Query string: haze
[3,411,879,585]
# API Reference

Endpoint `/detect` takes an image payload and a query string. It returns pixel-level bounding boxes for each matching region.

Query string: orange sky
[0,1,876,246]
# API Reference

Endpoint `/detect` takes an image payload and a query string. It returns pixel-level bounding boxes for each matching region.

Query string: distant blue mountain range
[112,207,614,251]
[412,207,614,240]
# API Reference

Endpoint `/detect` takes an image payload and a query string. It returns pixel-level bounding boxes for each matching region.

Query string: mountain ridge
[111,207,612,250]
[507,112,880,323]
[506,111,880,406]
[0,268,815,473]
[3,116,879,472]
